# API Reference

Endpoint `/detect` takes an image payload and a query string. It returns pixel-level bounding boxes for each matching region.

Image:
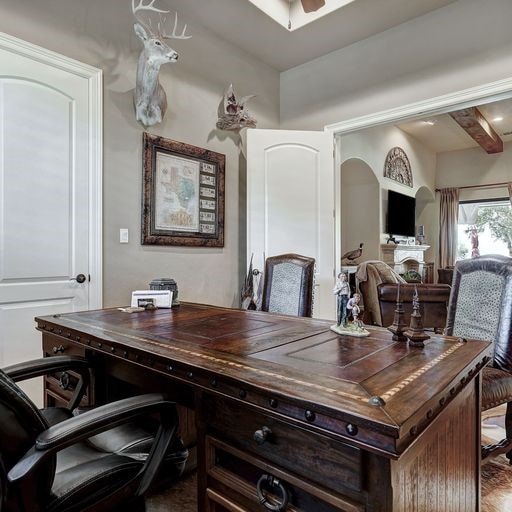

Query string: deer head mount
[132,0,191,127]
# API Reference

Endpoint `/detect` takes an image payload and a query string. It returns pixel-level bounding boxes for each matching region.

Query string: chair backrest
[356,261,406,325]
[261,254,315,317]
[0,369,54,511]
[445,255,512,372]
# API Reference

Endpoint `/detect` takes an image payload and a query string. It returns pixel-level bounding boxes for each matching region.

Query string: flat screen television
[386,190,416,237]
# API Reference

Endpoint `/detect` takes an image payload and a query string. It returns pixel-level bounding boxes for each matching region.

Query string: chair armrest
[8,392,178,494]
[4,356,90,410]
[4,355,90,382]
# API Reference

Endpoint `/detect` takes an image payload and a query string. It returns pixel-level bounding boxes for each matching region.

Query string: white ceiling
[397,98,512,154]
[169,0,456,71]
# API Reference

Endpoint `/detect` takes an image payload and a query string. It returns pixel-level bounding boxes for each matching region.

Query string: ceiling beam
[449,107,503,154]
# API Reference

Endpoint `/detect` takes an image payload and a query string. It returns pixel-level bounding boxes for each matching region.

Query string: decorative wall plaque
[384,147,413,187]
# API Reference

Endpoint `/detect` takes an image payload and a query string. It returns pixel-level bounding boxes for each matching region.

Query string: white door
[246,128,335,320]
[0,34,102,404]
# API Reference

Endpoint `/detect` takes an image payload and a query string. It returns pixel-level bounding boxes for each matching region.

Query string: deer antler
[161,12,192,40]
[132,0,169,15]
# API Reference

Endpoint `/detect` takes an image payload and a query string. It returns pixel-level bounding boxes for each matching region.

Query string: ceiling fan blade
[300,0,326,13]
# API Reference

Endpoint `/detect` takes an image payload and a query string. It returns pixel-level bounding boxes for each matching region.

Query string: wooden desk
[36,304,492,512]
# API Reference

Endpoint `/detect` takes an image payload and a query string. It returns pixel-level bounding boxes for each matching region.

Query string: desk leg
[196,389,208,512]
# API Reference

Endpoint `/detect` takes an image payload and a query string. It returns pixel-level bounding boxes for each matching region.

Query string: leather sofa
[378,283,451,331]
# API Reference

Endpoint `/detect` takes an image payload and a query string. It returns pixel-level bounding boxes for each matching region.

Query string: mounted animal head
[132,0,191,126]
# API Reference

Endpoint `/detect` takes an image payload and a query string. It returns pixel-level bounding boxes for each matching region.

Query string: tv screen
[386,190,416,237]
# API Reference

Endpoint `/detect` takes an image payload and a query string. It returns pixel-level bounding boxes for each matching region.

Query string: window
[457,198,512,260]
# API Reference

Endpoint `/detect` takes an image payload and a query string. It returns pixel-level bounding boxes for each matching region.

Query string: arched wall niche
[340,158,380,265]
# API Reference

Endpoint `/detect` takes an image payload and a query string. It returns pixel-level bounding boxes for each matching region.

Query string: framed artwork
[142,133,225,246]
[384,147,413,187]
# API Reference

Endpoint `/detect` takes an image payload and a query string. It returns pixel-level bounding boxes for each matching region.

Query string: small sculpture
[387,282,408,341]
[341,243,364,265]
[216,84,257,131]
[333,272,350,327]
[330,289,369,337]
[404,285,431,347]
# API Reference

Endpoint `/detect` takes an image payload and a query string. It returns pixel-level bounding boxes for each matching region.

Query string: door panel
[0,44,91,404]
[247,129,335,320]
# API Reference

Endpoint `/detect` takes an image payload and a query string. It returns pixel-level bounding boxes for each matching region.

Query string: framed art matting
[142,133,225,246]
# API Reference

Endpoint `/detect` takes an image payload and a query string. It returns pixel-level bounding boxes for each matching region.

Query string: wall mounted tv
[386,190,416,237]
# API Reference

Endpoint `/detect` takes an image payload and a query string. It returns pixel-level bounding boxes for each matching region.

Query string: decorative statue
[333,272,350,327]
[347,293,362,327]
[216,84,257,131]
[132,0,191,126]
[341,243,364,265]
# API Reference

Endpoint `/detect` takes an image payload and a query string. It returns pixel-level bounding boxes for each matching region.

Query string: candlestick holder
[404,287,430,347]
[387,284,408,341]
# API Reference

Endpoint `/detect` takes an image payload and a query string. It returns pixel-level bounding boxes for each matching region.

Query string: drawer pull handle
[256,474,289,511]
[254,426,272,445]
[53,345,65,354]
[59,372,71,390]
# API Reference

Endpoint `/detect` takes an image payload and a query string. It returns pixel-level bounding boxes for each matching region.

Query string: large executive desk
[36,304,492,512]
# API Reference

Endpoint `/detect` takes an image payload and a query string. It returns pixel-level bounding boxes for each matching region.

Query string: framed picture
[142,133,225,246]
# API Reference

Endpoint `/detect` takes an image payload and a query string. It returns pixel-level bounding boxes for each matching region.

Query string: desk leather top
[36,303,492,457]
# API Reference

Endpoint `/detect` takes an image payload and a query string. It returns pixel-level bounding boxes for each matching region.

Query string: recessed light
[493,116,504,122]
[423,120,436,126]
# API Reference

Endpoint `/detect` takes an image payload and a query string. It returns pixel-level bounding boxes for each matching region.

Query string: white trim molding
[325,76,512,135]
[0,31,103,310]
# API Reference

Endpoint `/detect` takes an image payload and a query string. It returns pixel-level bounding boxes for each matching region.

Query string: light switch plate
[120,228,129,243]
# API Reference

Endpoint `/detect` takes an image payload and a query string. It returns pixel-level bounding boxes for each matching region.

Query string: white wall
[0,0,280,308]
[339,124,437,261]
[281,0,512,129]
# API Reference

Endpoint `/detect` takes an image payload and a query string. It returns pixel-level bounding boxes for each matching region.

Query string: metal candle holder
[404,285,430,347]
[387,283,408,342]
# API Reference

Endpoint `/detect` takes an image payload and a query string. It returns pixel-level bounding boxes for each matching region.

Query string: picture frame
[141,133,225,247]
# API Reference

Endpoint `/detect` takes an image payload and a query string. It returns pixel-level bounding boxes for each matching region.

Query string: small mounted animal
[341,243,364,265]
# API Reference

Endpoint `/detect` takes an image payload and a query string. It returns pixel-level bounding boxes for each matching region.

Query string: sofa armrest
[378,283,451,303]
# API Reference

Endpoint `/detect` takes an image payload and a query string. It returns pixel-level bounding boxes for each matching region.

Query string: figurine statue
[333,272,350,327]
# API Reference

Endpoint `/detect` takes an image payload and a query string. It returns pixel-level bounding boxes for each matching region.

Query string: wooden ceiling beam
[449,107,503,154]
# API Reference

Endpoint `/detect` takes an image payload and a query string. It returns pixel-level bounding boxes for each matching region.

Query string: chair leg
[505,401,512,464]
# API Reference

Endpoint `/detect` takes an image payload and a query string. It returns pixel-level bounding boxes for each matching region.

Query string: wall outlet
[120,228,129,243]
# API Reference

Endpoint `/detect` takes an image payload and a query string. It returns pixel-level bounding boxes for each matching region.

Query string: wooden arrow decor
[449,107,503,154]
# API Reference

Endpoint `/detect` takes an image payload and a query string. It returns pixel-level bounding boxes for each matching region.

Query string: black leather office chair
[1,356,186,511]
[261,253,315,317]
[445,254,512,462]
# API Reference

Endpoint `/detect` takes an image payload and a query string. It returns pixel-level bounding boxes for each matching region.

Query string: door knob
[70,274,87,284]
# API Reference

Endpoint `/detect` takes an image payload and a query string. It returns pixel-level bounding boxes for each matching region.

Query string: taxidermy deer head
[132,0,191,126]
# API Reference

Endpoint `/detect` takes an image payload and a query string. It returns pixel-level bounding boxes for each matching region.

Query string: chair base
[481,438,512,463]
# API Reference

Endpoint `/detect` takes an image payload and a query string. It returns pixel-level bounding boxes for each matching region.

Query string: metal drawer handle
[253,426,272,445]
[53,345,65,354]
[256,474,289,512]
[59,372,71,390]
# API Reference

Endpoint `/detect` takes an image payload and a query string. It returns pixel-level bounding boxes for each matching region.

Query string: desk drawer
[204,395,362,494]
[43,335,85,358]
[206,436,363,512]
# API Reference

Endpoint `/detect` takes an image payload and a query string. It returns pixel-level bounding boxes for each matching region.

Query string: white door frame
[0,31,103,309]
[324,76,512,270]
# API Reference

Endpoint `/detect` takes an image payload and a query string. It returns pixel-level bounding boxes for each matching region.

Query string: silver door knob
[70,274,87,283]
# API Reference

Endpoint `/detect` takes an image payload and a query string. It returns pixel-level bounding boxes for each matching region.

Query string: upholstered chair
[356,261,406,325]
[261,253,315,317]
[445,254,512,462]
[0,357,187,511]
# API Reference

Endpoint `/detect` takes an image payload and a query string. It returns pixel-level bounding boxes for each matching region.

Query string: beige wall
[281,0,512,129]
[0,0,280,308]
[339,124,437,261]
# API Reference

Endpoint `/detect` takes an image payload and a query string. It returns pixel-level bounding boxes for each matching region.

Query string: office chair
[0,356,186,511]
[261,253,315,317]
[445,254,512,462]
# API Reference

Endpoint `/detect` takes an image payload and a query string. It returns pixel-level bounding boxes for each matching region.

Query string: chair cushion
[481,367,512,411]
[49,450,142,512]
